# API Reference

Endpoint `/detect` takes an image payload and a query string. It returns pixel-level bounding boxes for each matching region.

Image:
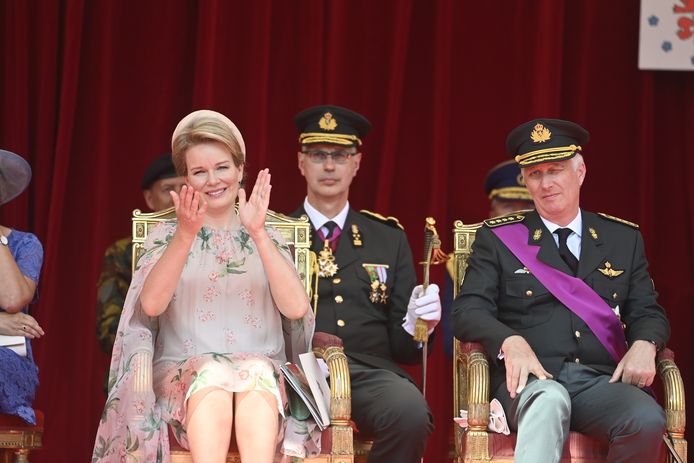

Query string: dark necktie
[313,221,341,252]
[323,221,338,240]
[554,228,578,275]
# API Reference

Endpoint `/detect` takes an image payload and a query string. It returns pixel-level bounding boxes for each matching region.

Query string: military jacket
[96,236,133,353]
[451,209,670,393]
[291,206,422,378]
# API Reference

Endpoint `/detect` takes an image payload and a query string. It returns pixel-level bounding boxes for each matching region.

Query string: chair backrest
[451,220,483,447]
[131,206,313,295]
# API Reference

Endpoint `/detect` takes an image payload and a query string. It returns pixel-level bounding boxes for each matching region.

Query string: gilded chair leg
[12,449,29,463]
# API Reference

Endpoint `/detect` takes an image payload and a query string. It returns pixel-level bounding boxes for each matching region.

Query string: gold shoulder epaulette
[598,213,639,229]
[360,210,404,230]
[484,213,526,228]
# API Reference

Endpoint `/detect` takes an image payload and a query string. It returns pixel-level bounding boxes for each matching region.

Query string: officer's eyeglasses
[302,150,356,164]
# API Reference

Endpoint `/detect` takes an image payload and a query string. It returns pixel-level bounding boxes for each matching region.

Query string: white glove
[402,284,441,336]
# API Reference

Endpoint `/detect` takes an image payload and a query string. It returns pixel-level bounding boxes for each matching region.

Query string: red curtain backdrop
[1,1,693,461]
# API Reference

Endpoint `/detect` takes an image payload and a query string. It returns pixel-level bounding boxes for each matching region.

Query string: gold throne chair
[0,410,43,463]
[129,206,354,462]
[451,219,687,463]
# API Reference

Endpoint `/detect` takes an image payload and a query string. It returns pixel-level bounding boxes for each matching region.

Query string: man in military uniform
[451,119,670,462]
[442,160,534,358]
[95,154,184,357]
[291,105,440,462]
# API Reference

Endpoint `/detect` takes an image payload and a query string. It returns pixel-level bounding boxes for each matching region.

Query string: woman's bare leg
[234,390,279,463]
[186,386,234,463]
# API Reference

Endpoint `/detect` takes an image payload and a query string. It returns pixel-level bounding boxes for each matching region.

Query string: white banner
[639,0,694,70]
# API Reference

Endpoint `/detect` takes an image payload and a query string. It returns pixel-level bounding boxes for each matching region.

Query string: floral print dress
[93,220,315,462]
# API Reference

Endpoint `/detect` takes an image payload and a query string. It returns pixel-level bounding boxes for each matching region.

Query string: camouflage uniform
[95,237,133,354]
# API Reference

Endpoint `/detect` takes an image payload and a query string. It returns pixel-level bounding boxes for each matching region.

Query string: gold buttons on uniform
[612,292,618,300]
[333,278,341,284]
[335,295,344,303]
[575,358,581,363]
[575,331,581,338]
[337,319,345,327]
[525,290,533,297]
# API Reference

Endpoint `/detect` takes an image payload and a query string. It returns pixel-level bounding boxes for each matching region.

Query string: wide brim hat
[294,105,372,147]
[506,118,589,168]
[0,149,32,206]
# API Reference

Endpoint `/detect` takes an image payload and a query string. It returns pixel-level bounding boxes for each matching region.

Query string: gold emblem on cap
[589,227,598,240]
[530,123,552,143]
[598,261,624,278]
[533,229,542,241]
[319,112,337,131]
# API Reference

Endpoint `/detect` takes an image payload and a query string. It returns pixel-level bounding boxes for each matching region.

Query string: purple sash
[492,223,627,363]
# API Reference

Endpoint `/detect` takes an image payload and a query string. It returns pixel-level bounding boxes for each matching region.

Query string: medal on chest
[362,263,390,303]
[317,240,339,277]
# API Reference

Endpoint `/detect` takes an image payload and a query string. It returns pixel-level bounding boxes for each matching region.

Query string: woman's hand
[0,312,44,339]
[238,168,271,236]
[171,184,207,239]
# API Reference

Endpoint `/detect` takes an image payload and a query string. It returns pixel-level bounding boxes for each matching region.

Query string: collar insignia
[598,261,624,278]
[530,123,552,143]
[351,224,362,247]
[533,229,542,241]
[589,227,598,240]
[318,112,337,131]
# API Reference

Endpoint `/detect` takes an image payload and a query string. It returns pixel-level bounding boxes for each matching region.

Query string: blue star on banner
[662,41,672,52]
[648,15,659,26]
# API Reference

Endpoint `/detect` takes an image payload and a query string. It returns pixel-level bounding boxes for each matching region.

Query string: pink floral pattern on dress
[244,312,262,329]
[223,328,236,345]
[238,289,255,307]
[92,221,316,462]
[182,339,195,355]
[203,285,220,303]
[196,307,216,323]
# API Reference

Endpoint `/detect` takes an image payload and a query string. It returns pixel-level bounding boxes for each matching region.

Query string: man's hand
[501,335,552,399]
[609,340,656,388]
[402,284,441,336]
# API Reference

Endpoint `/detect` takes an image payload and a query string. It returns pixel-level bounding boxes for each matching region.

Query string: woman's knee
[186,387,234,428]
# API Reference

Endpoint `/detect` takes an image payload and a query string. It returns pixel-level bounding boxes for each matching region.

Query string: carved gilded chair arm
[312,332,351,424]
[312,332,353,457]
[459,342,490,430]
[657,348,686,438]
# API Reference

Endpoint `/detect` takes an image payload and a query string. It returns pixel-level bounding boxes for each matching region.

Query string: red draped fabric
[1,1,693,461]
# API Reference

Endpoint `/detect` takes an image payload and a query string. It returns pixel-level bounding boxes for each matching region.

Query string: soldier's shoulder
[483,210,532,228]
[104,236,132,256]
[359,209,405,230]
[597,212,639,229]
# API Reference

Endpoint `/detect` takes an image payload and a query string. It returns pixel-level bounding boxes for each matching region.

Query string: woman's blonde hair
[171,112,245,176]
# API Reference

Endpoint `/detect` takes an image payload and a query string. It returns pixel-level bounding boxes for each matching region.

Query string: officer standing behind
[442,160,534,358]
[291,105,440,463]
[452,118,670,462]
[95,154,185,357]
